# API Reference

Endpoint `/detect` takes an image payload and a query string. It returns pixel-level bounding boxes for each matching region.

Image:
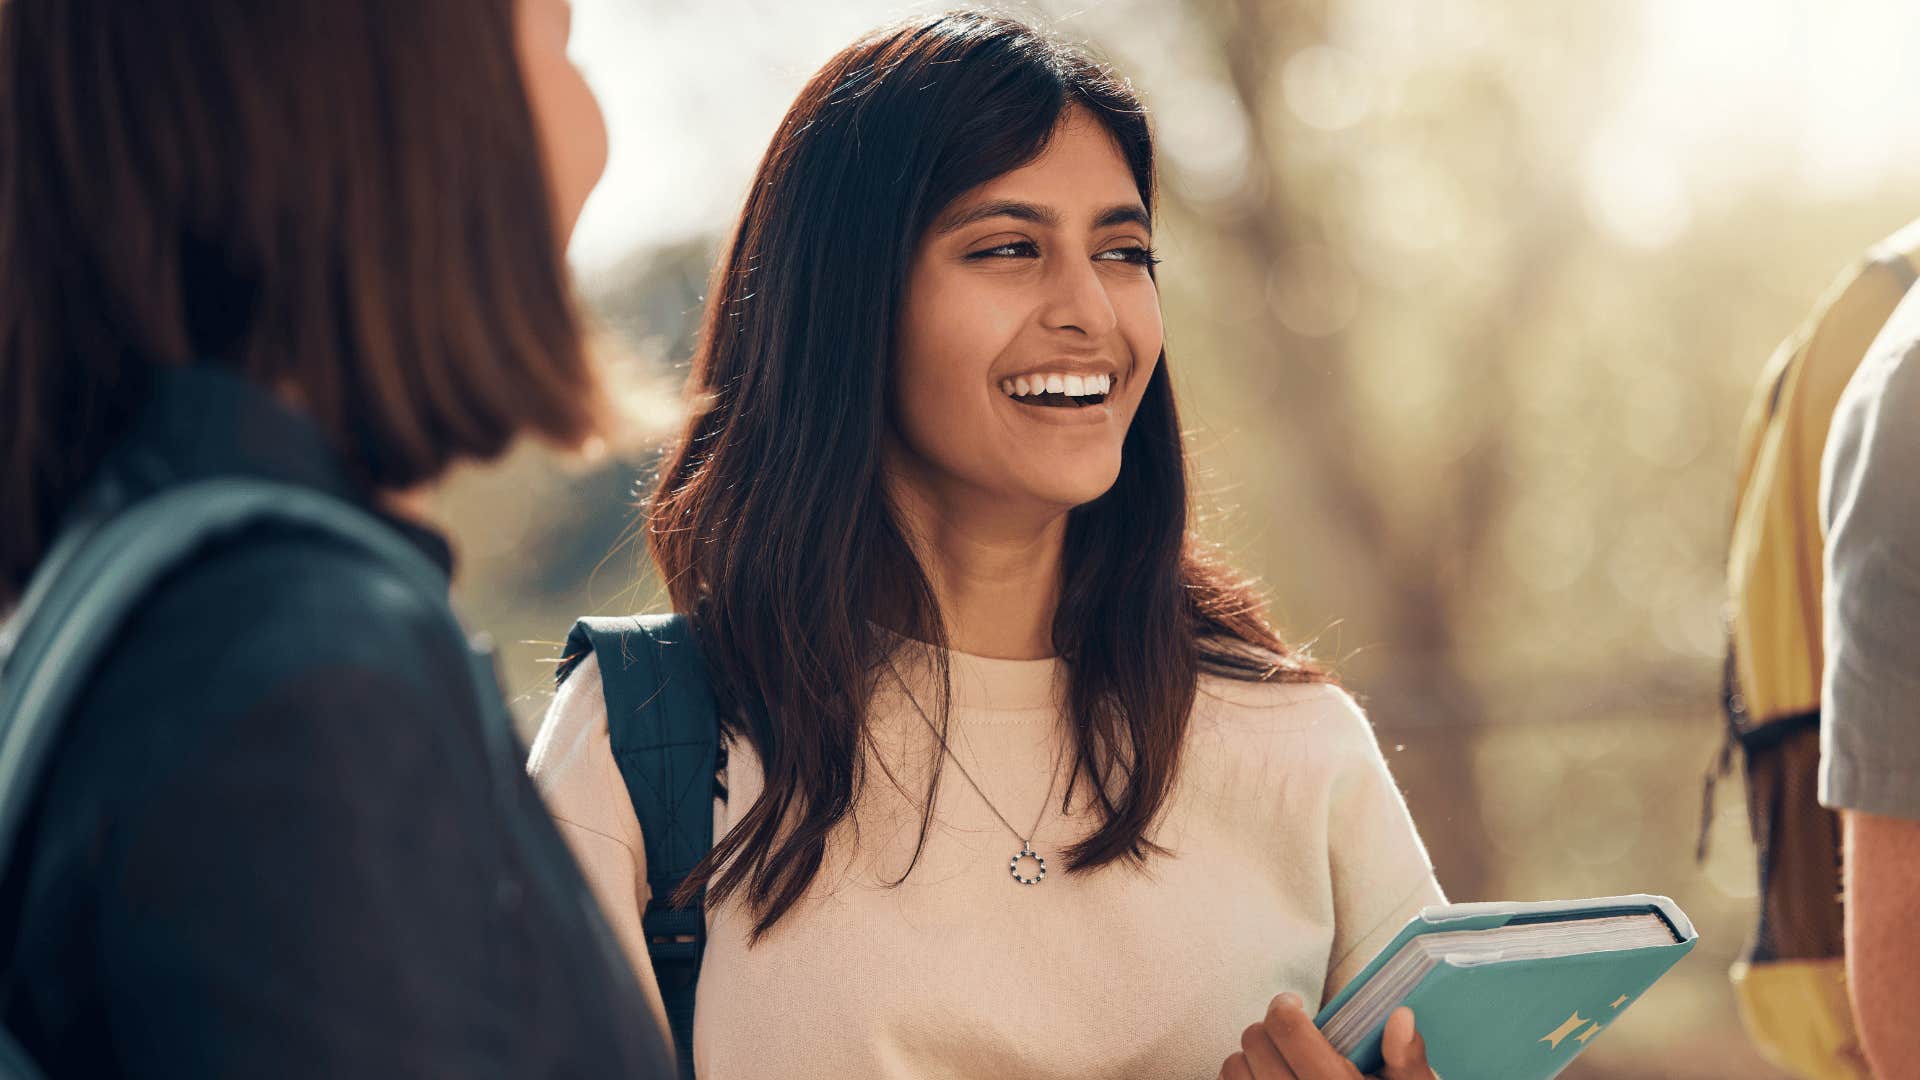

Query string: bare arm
[1843,809,1920,1074]
[1821,335,1920,1075]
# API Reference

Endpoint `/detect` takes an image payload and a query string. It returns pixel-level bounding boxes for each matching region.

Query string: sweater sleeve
[1317,687,1447,1003]
[527,654,674,1043]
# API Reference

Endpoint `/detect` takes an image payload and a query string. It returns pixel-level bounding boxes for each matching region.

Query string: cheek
[1116,281,1165,393]
[915,275,1028,368]
[519,31,609,242]
[895,269,1025,421]
[890,269,1029,453]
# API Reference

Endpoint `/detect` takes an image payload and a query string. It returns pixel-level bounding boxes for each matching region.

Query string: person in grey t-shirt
[1820,277,1920,1075]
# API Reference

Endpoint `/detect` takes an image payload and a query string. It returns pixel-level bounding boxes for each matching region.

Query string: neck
[376,484,446,542]
[883,458,1067,662]
[270,380,446,550]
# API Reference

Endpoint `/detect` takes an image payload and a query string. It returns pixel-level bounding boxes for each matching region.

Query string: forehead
[961,111,1142,212]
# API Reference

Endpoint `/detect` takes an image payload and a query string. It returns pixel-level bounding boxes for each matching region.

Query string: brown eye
[1096,245,1160,267]
[966,241,1039,260]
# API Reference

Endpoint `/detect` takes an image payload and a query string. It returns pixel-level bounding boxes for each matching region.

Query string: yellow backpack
[1716,219,1920,1079]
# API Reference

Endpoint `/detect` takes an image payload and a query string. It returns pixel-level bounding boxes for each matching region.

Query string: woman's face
[891,109,1164,516]
[516,0,608,247]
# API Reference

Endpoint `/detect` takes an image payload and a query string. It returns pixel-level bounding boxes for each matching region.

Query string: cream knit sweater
[527,640,1443,1079]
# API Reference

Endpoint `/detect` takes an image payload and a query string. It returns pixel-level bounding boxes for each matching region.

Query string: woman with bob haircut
[0,0,672,1075]
[534,10,1444,1080]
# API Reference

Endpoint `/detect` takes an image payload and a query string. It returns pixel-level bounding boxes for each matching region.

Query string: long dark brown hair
[650,9,1325,940]
[0,0,602,605]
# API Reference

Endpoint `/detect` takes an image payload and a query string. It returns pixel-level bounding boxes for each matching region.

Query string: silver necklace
[882,654,1064,886]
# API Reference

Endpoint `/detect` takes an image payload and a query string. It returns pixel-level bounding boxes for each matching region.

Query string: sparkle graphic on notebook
[1540,1013,1587,1050]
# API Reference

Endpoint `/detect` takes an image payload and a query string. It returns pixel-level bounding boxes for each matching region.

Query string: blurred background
[431,1,1920,1075]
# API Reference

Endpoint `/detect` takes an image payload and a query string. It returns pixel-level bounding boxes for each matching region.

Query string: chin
[1020,463,1123,510]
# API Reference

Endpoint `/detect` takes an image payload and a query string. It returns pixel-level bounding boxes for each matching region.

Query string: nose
[1037,254,1119,338]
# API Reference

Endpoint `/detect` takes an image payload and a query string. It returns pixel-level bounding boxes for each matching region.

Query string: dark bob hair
[647,9,1325,940]
[0,0,603,604]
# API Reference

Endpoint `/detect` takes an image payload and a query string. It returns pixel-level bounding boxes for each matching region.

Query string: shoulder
[1196,668,1351,720]
[1776,229,1920,417]
[82,529,465,726]
[44,530,482,840]
[169,528,456,665]
[1191,671,1385,768]
[1825,294,1920,540]
[529,652,609,786]
[1835,291,1920,454]
[1806,228,1920,371]
[527,653,644,853]
[1866,217,1920,278]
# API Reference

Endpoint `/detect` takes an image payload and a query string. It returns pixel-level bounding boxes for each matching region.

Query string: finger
[1239,1020,1296,1078]
[1262,993,1362,1079]
[1220,1051,1257,1080]
[1377,1007,1438,1080]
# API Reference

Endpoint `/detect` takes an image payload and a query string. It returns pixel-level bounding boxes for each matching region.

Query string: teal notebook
[1313,894,1697,1079]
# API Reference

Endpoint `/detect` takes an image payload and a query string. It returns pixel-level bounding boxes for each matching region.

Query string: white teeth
[999,373,1115,398]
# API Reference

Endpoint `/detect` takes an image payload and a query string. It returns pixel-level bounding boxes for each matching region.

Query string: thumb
[1379,1006,1437,1080]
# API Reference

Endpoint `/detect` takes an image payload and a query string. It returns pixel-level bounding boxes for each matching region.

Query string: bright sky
[563,0,1920,274]
[1585,0,1920,246]
[564,0,926,275]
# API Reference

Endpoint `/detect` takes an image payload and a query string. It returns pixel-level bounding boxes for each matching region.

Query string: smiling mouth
[999,373,1115,409]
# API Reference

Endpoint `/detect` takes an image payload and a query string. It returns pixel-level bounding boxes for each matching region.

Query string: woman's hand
[1218,994,1439,1080]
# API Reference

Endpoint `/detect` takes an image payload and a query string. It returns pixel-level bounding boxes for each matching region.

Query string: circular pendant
[1009,845,1047,886]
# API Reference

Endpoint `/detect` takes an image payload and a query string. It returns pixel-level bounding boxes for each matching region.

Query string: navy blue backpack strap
[559,613,718,1079]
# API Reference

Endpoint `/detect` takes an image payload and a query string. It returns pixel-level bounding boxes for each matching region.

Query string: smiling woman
[530,10,1444,1080]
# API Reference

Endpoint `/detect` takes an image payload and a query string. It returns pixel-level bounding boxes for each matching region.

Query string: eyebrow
[934,199,1152,236]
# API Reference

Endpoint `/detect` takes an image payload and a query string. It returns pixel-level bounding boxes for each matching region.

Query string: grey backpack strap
[0,478,463,869]
[559,613,718,1079]
[0,477,488,1079]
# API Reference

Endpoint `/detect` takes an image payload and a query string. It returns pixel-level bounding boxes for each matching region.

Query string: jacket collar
[110,364,455,576]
